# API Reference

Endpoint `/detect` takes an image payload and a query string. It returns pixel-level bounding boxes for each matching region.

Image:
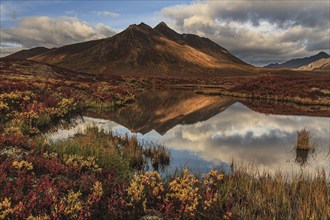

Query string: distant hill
[5,47,49,60]
[25,22,252,77]
[0,58,100,81]
[264,52,330,69]
[297,58,330,71]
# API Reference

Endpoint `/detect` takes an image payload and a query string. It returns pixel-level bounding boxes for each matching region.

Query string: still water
[48,92,330,176]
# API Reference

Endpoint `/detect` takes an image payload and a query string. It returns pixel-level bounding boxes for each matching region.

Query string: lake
[48,91,330,176]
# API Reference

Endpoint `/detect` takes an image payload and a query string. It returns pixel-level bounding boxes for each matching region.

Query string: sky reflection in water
[48,102,330,175]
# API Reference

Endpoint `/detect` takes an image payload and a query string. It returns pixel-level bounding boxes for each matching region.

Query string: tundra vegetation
[0,63,329,219]
[196,75,330,106]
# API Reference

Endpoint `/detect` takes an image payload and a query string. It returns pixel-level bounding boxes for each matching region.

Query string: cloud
[0,16,117,56]
[160,0,330,65]
[95,23,116,36]
[93,10,120,18]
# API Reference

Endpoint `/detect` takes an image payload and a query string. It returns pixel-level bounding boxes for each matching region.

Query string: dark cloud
[160,0,330,66]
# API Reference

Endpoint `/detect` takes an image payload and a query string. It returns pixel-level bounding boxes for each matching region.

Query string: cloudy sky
[1,0,329,66]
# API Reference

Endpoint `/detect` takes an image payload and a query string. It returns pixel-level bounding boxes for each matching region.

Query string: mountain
[264,52,330,69]
[27,22,252,76]
[5,47,50,60]
[297,58,330,71]
[0,58,99,81]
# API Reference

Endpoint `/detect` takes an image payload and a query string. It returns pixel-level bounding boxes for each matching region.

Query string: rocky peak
[154,22,185,44]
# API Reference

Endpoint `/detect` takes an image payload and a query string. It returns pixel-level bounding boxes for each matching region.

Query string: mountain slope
[264,52,330,69]
[297,58,330,71]
[28,22,252,76]
[0,58,98,81]
[5,47,49,60]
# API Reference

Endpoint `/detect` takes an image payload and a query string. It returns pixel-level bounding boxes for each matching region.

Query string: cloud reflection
[161,103,329,174]
[48,102,330,175]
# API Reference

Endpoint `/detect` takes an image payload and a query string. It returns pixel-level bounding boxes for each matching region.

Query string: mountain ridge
[264,52,330,69]
[5,47,50,60]
[19,22,253,76]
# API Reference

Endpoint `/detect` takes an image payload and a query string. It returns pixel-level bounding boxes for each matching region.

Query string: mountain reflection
[50,92,330,175]
[85,91,234,134]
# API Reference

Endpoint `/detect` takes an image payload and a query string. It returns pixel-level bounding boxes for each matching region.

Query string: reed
[143,145,170,171]
[296,128,314,150]
[216,166,329,219]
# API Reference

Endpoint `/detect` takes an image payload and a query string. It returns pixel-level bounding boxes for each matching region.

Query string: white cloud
[160,0,330,65]
[0,16,117,56]
[93,10,120,18]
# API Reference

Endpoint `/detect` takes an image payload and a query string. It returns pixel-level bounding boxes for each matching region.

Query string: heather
[0,67,329,219]
[196,75,330,106]
[0,126,329,219]
[1,152,328,219]
[0,74,134,136]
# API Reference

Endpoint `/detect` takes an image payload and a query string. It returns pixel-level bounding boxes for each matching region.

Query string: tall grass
[296,128,315,150]
[32,128,328,219]
[36,127,171,178]
[293,129,316,167]
[216,166,329,219]
[143,145,170,171]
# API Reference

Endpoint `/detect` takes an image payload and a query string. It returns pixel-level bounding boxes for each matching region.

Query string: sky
[0,0,329,66]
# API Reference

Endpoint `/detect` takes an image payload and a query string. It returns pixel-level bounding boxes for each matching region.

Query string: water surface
[48,92,330,176]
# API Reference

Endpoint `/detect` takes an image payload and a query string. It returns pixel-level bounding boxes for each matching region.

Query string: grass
[38,128,328,219]
[195,90,330,106]
[36,127,171,176]
[296,128,315,150]
[1,127,328,219]
[0,71,136,136]
[1,60,329,219]
[215,166,329,219]
[195,75,330,106]
[293,129,316,167]
[143,145,171,171]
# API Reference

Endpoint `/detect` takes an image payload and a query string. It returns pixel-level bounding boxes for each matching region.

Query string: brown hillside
[28,22,253,76]
[297,58,330,71]
[5,47,49,60]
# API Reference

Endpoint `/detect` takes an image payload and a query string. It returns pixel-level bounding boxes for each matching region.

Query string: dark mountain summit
[264,52,330,69]
[10,22,252,76]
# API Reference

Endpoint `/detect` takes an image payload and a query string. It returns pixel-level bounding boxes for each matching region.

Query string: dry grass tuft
[296,128,314,150]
